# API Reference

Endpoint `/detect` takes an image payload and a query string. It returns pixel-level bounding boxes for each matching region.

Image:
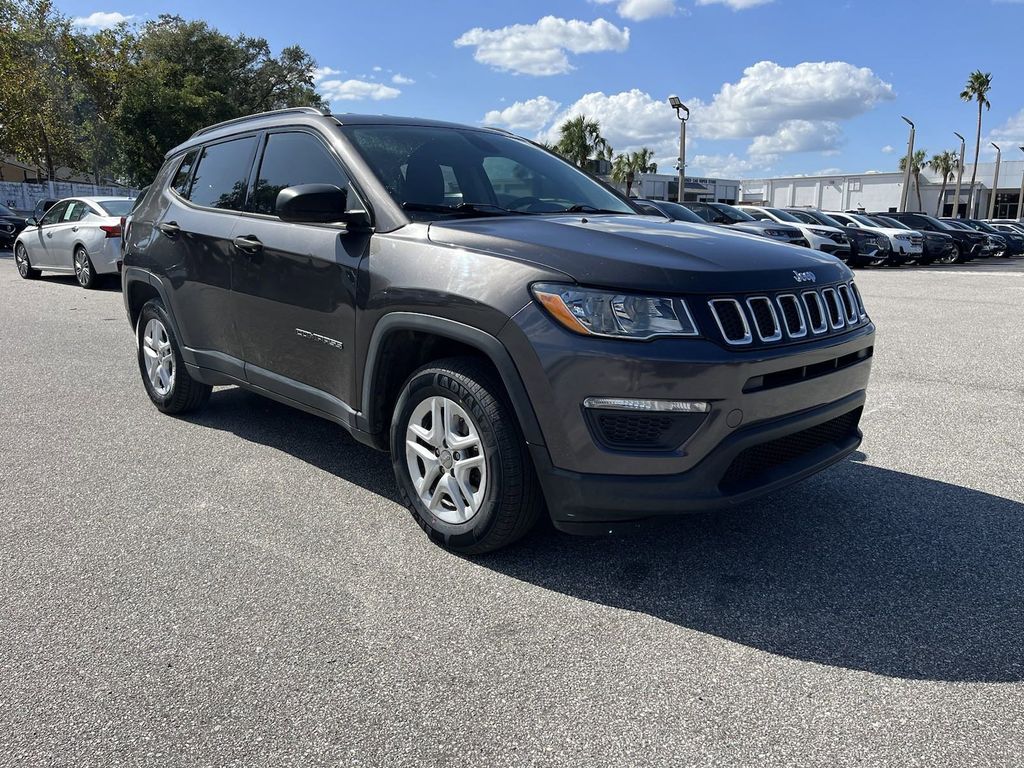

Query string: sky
[61,0,1024,180]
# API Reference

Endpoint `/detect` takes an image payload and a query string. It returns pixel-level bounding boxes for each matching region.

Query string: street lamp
[953,131,965,218]
[899,116,915,213]
[1018,146,1024,222]
[987,143,1002,220]
[669,95,689,203]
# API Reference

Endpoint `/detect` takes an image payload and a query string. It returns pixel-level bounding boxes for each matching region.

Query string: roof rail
[189,106,328,139]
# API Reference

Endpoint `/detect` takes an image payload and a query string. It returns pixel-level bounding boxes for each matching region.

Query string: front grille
[719,407,863,493]
[707,280,868,348]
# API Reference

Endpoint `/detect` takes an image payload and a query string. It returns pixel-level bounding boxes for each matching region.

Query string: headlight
[531,283,699,340]
[895,234,912,241]
[809,227,832,236]
[765,229,791,237]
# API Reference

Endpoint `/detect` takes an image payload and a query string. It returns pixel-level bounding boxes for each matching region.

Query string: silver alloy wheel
[405,395,487,524]
[15,244,29,277]
[142,318,175,396]
[74,249,90,285]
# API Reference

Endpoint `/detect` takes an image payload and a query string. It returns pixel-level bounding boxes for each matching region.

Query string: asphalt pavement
[1,252,1022,767]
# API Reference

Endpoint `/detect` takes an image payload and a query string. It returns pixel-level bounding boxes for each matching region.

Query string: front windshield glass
[849,213,880,227]
[711,203,755,222]
[765,207,802,223]
[654,200,704,223]
[871,215,909,230]
[969,220,998,233]
[340,125,635,219]
[0,204,16,217]
[806,210,846,228]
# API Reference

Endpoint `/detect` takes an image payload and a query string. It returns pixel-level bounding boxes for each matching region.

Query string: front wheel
[136,299,211,414]
[14,243,40,279]
[391,358,543,554]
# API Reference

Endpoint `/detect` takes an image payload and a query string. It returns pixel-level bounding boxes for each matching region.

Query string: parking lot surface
[1,254,1022,767]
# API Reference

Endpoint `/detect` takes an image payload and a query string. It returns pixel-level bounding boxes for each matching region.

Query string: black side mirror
[25,217,38,227]
[276,184,370,229]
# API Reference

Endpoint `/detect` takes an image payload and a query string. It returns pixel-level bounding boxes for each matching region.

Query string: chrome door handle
[232,235,263,254]
[46,232,52,238]
[71,226,78,232]
[157,221,181,237]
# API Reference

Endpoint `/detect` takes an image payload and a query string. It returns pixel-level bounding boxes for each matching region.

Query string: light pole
[1018,146,1024,222]
[899,116,915,212]
[669,96,689,203]
[987,143,1001,220]
[953,131,965,218]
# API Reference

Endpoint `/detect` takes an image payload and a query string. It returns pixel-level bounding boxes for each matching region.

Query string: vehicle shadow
[189,388,1024,683]
[36,273,122,292]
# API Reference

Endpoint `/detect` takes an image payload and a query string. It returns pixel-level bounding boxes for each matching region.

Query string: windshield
[710,203,755,222]
[871,215,910,230]
[765,207,802,223]
[97,200,134,216]
[943,220,970,230]
[849,213,880,228]
[653,200,704,223]
[0,204,16,217]
[340,125,635,219]
[967,220,998,234]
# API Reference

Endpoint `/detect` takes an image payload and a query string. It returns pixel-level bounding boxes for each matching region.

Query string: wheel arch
[360,313,544,451]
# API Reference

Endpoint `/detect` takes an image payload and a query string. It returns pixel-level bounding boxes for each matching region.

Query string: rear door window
[250,132,351,216]
[187,137,257,211]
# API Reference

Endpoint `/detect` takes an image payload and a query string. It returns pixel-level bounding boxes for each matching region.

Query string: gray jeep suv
[122,107,874,553]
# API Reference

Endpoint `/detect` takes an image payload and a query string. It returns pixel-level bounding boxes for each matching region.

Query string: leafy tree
[899,149,927,212]
[960,70,992,217]
[611,148,658,197]
[554,115,609,169]
[927,150,957,217]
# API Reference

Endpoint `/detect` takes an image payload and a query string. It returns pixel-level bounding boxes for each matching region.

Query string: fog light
[583,397,709,413]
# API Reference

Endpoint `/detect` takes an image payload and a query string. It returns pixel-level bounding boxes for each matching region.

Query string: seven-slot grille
[708,281,866,346]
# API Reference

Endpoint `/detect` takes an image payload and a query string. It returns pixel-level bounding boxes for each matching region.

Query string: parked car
[31,198,60,221]
[121,108,874,553]
[14,196,135,288]
[0,203,28,250]
[682,201,807,246]
[782,208,887,268]
[825,211,923,265]
[884,212,991,262]
[988,221,1024,238]
[738,204,851,259]
[633,198,708,223]
[952,218,1023,257]
[868,214,950,265]
[939,219,1002,258]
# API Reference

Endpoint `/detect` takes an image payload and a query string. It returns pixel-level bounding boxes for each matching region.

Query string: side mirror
[25,217,38,227]
[276,184,370,229]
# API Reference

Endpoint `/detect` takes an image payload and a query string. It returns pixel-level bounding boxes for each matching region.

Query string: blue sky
[63,0,1024,179]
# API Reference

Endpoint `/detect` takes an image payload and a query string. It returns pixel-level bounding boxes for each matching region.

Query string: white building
[739,160,1024,219]
[608,173,741,204]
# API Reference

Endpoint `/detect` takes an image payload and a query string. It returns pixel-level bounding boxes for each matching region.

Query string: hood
[726,220,799,235]
[0,213,26,225]
[428,214,850,294]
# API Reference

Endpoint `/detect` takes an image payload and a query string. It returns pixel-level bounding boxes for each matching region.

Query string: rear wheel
[74,247,98,289]
[136,299,211,414]
[391,358,543,554]
[14,243,40,279]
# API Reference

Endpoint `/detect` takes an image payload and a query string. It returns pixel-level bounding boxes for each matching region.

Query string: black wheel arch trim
[360,312,545,447]
[121,267,195,364]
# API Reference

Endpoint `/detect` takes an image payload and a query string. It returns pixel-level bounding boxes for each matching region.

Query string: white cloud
[692,60,894,141]
[454,16,630,76]
[318,78,400,102]
[986,108,1024,147]
[72,11,133,30]
[483,96,562,132]
[881,144,895,154]
[372,66,382,72]
[696,0,773,8]
[690,153,769,178]
[311,66,341,84]
[748,120,843,155]
[540,89,677,156]
[391,73,416,85]
[617,0,677,20]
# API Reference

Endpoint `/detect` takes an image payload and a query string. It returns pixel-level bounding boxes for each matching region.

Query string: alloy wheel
[15,245,29,277]
[142,318,175,396]
[74,249,90,286]
[404,395,487,524]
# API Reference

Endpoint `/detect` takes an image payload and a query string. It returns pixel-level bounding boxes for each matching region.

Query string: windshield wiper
[555,204,631,214]
[402,202,521,217]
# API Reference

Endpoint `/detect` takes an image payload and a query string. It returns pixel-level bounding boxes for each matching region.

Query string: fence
[1,181,141,214]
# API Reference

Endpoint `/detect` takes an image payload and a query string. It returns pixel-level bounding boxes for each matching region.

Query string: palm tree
[899,149,927,211]
[555,115,609,168]
[960,70,993,217]
[927,150,957,217]
[611,148,659,197]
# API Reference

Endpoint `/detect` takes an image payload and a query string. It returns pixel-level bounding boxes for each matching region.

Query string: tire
[136,299,211,414]
[74,246,98,289]
[14,243,40,279]
[949,244,966,264]
[391,357,543,554]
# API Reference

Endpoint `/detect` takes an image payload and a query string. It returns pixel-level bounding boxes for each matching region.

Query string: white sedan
[14,196,135,288]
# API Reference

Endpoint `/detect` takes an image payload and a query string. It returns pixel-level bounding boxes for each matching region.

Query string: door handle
[157,221,181,237]
[46,232,53,238]
[233,235,263,255]
[71,226,79,232]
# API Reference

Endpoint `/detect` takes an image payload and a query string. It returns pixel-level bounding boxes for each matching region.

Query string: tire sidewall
[15,243,31,277]
[137,300,183,410]
[75,248,94,288]
[391,369,508,550]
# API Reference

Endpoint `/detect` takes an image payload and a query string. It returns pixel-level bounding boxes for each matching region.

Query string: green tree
[927,150,957,217]
[554,115,609,169]
[611,148,658,197]
[899,149,927,212]
[960,70,993,218]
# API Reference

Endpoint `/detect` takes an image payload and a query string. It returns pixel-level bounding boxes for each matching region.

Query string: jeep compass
[122,108,875,553]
